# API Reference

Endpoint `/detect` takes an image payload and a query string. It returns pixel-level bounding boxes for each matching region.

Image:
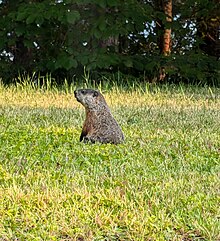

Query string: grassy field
[0,82,219,241]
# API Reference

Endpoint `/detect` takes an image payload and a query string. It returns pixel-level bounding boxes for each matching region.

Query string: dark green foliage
[0,0,219,84]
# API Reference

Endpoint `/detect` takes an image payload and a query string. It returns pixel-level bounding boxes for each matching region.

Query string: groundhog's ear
[93,91,98,97]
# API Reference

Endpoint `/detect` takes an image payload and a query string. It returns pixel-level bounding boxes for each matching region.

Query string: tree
[196,0,220,58]
[0,0,219,84]
[155,0,172,56]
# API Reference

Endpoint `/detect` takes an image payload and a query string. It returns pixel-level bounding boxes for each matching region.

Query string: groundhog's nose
[74,90,80,102]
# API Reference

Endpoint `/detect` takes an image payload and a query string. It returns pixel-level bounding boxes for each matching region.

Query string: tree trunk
[197,9,220,58]
[162,0,172,56]
[155,0,172,81]
[156,0,172,55]
[11,36,33,71]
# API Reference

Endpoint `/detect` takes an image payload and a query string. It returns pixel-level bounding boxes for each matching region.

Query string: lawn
[0,82,219,241]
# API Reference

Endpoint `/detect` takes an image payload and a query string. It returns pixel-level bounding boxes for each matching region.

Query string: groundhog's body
[74,89,124,144]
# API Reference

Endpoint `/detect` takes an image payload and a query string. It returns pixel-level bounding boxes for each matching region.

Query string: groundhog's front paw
[82,136,96,144]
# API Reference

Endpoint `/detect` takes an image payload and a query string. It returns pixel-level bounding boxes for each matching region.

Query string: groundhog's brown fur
[74,89,124,144]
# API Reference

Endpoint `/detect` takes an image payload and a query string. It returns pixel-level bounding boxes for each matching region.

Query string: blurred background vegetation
[0,0,219,85]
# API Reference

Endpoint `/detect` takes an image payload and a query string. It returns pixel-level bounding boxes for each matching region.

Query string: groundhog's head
[74,89,107,110]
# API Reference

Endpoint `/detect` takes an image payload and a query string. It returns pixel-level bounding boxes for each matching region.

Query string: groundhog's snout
[74,90,80,101]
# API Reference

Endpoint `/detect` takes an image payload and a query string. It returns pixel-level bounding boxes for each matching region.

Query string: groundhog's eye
[93,91,98,97]
[81,90,85,94]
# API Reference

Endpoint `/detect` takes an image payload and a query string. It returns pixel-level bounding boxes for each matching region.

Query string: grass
[0,80,219,241]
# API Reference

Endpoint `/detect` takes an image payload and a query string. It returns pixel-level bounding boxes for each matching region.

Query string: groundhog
[74,89,124,144]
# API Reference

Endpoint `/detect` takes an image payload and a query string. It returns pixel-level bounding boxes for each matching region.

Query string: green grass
[0,81,219,241]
